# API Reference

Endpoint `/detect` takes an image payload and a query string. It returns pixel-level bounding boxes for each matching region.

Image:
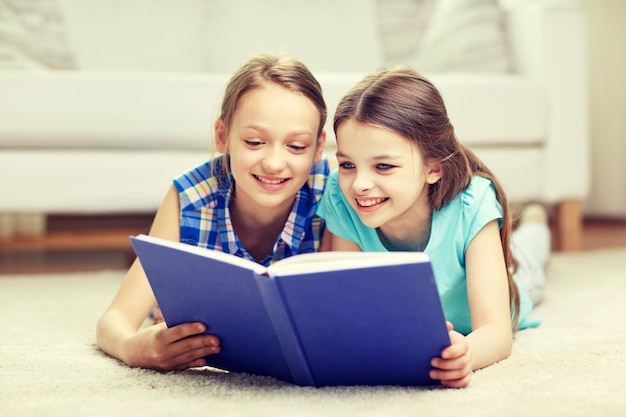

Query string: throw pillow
[377,0,436,65]
[377,0,513,73]
[0,0,76,69]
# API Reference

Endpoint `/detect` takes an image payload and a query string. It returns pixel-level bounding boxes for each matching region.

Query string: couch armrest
[503,1,590,202]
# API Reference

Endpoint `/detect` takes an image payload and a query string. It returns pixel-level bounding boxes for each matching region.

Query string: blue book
[130,234,450,387]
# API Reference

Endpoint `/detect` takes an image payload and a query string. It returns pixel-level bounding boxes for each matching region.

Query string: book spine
[254,274,316,387]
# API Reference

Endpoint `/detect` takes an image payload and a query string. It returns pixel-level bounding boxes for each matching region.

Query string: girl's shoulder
[307,158,330,201]
[435,176,501,241]
[316,170,350,224]
[318,169,342,203]
[461,176,499,211]
[174,156,231,210]
[458,176,502,241]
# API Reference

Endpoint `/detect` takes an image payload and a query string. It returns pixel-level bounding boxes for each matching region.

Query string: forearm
[96,309,140,366]
[465,323,513,371]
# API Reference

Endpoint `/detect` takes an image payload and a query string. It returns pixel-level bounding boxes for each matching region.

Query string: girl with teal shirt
[317,67,550,388]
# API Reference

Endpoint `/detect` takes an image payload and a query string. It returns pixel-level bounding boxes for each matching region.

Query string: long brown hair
[334,67,520,330]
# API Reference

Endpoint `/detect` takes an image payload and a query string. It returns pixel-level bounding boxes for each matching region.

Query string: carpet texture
[1,248,625,417]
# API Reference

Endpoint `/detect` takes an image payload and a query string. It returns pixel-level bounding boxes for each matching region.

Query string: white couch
[0,1,589,250]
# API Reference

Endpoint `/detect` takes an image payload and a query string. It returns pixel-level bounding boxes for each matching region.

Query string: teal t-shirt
[317,171,539,334]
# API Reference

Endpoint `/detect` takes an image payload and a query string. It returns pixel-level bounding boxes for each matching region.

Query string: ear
[313,130,327,164]
[214,119,228,154]
[425,160,443,184]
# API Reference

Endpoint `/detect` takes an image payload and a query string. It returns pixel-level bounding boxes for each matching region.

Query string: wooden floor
[1,213,626,275]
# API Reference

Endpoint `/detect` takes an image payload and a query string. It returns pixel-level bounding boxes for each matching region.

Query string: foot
[520,203,548,226]
[517,203,551,269]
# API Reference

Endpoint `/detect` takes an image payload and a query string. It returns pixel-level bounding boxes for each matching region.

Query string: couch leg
[0,213,47,240]
[0,213,17,240]
[554,200,583,252]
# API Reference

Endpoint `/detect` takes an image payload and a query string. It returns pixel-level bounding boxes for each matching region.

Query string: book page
[133,234,267,274]
[267,251,430,277]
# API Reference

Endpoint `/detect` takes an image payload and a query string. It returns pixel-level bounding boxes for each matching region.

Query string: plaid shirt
[174,155,328,267]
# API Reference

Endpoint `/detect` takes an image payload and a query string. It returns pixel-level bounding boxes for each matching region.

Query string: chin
[257,192,297,209]
[354,212,385,229]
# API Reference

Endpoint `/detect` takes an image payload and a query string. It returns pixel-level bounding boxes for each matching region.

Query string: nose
[261,147,287,173]
[352,170,373,194]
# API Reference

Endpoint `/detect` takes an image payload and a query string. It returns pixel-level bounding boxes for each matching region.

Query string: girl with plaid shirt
[97,53,330,371]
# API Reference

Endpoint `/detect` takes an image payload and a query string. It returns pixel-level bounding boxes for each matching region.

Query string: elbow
[95,314,110,354]
[496,329,514,363]
[95,316,105,347]
[95,312,122,362]
[501,338,513,361]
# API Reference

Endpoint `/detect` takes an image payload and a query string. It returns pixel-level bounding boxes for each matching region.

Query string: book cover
[130,234,450,387]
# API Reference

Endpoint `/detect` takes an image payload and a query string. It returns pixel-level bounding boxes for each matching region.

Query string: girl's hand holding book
[124,322,221,372]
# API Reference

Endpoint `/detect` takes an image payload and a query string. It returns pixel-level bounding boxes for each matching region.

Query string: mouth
[355,197,388,207]
[253,174,289,185]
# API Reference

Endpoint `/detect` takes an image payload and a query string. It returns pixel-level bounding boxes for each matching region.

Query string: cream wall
[581,0,626,218]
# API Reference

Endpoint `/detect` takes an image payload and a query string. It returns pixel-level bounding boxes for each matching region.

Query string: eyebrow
[242,124,314,137]
[335,151,404,160]
[240,125,316,142]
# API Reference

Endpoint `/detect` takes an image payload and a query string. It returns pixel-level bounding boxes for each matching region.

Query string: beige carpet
[1,248,625,417]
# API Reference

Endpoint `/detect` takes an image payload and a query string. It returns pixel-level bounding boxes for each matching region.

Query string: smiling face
[335,119,442,234]
[215,83,325,215]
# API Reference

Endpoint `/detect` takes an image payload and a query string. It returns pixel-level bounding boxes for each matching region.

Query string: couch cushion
[428,73,545,146]
[0,71,545,151]
[0,149,210,212]
[0,72,358,151]
[322,72,546,148]
[0,71,229,150]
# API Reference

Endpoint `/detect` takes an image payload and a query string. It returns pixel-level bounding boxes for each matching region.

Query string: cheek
[227,151,255,178]
[290,153,316,179]
[337,174,353,198]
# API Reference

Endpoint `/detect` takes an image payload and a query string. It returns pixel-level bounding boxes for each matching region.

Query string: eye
[244,139,263,147]
[287,144,307,152]
[338,161,355,170]
[376,163,395,171]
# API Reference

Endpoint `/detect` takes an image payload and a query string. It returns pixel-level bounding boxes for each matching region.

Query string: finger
[170,341,221,370]
[431,355,470,371]
[161,322,208,344]
[153,337,218,372]
[173,357,208,372]
[430,366,472,385]
[440,346,464,361]
[167,334,220,361]
[439,372,472,389]
[441,338,469,360]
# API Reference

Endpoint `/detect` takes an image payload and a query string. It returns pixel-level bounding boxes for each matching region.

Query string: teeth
[357,198,386,207]
[256,176,285,185]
